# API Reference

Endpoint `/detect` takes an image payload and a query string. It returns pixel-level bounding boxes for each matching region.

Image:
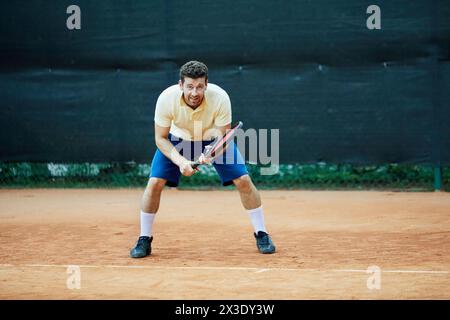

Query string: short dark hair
[179,61,208,82]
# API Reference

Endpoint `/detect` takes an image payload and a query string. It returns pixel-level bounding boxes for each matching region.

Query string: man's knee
[146,178,166,194]
[233,175,254,193]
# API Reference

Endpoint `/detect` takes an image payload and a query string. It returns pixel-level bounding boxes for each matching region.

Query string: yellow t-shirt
[154,83,232,141]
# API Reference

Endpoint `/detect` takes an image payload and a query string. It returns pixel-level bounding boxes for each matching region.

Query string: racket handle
[191,161,200,170]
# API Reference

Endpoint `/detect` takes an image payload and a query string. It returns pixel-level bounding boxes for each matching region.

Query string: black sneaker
[254,231,276,254]
[130,236,153,258]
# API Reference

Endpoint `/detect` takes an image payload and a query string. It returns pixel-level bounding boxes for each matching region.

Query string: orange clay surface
[1,189,449,299]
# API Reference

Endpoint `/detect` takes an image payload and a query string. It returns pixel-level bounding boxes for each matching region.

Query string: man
[130,61,276,258]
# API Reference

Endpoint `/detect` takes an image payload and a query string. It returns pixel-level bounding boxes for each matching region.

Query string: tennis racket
[191,121,243,169]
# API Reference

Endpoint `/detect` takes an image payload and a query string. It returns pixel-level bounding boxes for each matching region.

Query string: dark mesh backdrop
[1,0,449,165]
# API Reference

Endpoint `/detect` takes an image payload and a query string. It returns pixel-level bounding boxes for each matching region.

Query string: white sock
[140,211,156,237]
[247,206,267,234]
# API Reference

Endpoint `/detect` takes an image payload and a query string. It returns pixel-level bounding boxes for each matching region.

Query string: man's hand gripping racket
[192,121,243,169]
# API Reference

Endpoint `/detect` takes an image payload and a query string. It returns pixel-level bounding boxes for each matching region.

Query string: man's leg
[212,141,275,253]
[142,177,166,213]
[130,177,167,258]
[233,174,261,210]
[140,177,166,236]
[233,174,276,254]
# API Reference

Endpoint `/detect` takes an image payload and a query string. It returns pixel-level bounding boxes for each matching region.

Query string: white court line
[335,269,450,274]
[255,268,270,273]
[0,264,449,274]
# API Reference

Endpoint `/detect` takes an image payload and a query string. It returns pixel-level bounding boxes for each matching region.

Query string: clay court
[0,188,449,299]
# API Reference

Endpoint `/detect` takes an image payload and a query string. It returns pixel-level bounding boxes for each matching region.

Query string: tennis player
[130,61,276,258]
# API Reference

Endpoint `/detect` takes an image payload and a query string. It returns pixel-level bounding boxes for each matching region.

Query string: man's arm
[154,124,196,176]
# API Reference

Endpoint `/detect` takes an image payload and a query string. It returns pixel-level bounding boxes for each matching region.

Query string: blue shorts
[150,134,248,187]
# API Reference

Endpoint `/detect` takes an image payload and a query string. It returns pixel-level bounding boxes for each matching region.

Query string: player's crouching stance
[130,61,276,258]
